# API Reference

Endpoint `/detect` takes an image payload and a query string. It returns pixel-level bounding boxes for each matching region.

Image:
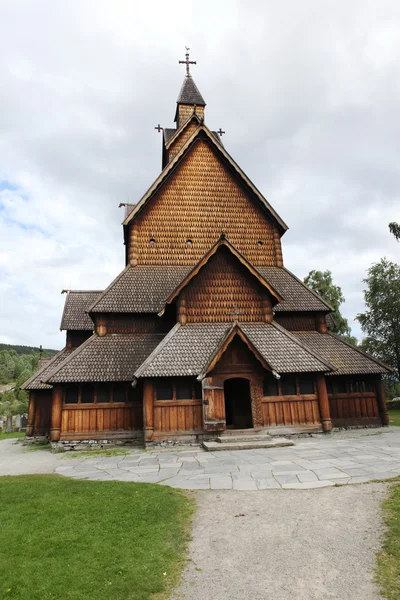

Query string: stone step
[202,437,294,452]
[216,434,274,443]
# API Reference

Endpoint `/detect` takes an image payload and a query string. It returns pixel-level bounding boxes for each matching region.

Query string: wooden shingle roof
[21,348,74,390]
[45,334,164,383]
[60,291,102,330]
[134,322,333,379]
[295,332,392,375]
[177,76,206,106]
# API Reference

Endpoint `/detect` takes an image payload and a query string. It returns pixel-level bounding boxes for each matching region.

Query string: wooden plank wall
[33,391,52,435]
[329,392,380,425]
[61,404,142,438]
[153,400,202,434]
[262,395,320,426]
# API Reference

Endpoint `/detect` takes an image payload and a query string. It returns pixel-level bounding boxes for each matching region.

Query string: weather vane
[179,46,196,77]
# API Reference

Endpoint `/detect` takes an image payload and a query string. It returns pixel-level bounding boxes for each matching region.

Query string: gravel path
[172,484,387,600]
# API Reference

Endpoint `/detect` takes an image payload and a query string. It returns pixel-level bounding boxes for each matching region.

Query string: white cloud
[0,0,399,347]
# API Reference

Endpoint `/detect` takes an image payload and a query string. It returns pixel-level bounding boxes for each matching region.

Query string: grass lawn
[0,431,25,441]
[388,410,400,427]
[0,475,194,600]
[376,481,400,599]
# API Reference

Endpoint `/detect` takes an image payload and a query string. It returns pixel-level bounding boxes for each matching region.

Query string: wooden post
[316,374,332,432]
[96,316,107,337]
[143,379,154,442]
[50,385,63,442]
[263,299,273,324]
[376,378,389,426]
[178,294,187,325]
[26,391,36,436]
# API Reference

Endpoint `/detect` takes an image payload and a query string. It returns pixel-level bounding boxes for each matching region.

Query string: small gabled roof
[123,125,288,233]
[60,291,102,330]
[176,76,206,106]
[164,112,202,149]
[21,347,74,390]
[160,236,283,314]
[134,322,334,380]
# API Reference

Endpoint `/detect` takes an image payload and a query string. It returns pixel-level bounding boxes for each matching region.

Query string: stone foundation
[51,438,143,452]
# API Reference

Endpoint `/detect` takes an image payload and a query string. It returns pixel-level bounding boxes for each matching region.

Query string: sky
[0,0,399,349]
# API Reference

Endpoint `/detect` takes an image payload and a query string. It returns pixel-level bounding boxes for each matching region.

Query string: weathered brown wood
[316,375,332,432]
[315,313,328,334]
[26,392,36,436]
[143,379,154,441]
[376,378,389,426]
[96,316,107,337]
[50,385,63,441]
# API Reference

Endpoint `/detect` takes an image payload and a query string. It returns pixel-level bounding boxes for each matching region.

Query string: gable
[210,334,266,374]
[181,246,273,323]
[168,120,200,161]
[129,138,282,266]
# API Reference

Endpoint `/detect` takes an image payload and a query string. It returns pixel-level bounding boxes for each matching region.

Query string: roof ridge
[270,321,336,372]
[45,334,96,383]
[87,265,131,313]
[133,323,181,379]
[21,347,68,390]
[123,125,288,232]
[165,113,202,149]
[326,331,393,372]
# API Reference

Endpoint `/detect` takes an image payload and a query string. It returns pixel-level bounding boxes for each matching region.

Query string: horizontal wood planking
[61,404,143,433]
[153,400,202,432]
[130,139,279,266]
[329,392,380,422]
[262,396,320,426]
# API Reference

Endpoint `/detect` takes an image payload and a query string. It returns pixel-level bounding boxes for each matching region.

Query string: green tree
[389,222,400,241]
[356,259,400,378]
[304,269,355,340]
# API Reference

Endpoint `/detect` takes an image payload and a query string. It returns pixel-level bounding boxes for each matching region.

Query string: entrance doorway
[224,378,253,429]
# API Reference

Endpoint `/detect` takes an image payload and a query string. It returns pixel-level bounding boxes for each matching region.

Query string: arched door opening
[224,378,253,429]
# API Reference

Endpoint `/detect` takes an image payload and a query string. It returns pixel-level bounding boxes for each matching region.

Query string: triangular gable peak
[161,235,283,314]
[123,125,287,233]
[200,324,272,379]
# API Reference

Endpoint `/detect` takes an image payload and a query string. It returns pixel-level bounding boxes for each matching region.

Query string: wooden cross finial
[229,304,245,323]
[155,124,163,133]
[179,47,196,77]
[217,128,225,137]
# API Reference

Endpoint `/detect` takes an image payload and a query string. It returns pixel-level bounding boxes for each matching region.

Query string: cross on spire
[217,128,225,137]
[179,47,196,77]
[229,304,245,323]
[154,124,163,133]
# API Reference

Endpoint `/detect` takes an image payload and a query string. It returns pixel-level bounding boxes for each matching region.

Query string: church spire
[175,48,206,127]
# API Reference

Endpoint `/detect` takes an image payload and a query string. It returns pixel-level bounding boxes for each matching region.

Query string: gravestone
[15,414,21,432]
[0,416,3,432]
[21,415,28,430]
[6,414,12,433]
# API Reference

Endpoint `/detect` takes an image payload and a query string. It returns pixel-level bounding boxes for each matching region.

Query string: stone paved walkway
[55,427,400,490]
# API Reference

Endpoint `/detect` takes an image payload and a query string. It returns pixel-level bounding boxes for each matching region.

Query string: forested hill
[0,343,58,356]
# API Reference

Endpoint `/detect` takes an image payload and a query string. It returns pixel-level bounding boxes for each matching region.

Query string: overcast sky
[0,0,399,349]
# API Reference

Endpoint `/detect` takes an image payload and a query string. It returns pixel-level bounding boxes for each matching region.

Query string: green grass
[376,482,400,599]
[65,448,133,459]
[0,431,25,441]
[388,409,400,426]
[0,475,195,600]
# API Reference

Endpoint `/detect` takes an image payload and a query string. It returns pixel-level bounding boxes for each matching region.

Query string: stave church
[23,52,390,448]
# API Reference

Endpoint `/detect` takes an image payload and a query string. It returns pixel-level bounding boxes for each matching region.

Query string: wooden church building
[23,53,390,447]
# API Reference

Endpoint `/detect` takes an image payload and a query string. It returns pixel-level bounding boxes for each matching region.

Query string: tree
[304,269,354,340]
[389,222,400,241]
[356,259,400,378]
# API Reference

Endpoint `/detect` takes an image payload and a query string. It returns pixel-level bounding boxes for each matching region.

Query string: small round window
[257,240,263,247]
[186,239,193,247]
[149,238,156,246]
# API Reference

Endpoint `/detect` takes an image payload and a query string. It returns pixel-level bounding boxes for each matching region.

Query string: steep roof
[88,265,191,313]
[258,267,333,312]
[177,76,206,106]
[60,291,102,330]
[21,348,74,390]
[134,322,333,379]
[295,332,392,375]
[123,125,288,233]
[45,333,164,383]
